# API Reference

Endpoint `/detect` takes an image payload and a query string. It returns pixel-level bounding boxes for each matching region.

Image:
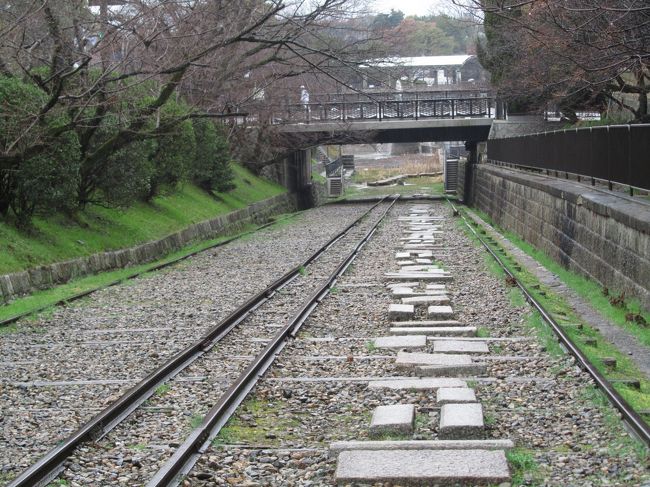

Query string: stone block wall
[0,193,296,303]
[469,164,650,309]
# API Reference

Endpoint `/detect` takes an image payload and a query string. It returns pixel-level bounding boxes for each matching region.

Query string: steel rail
[0,214,300,328]
[449,199,650,448]
[8,197,390,487]
[147,196,399,487]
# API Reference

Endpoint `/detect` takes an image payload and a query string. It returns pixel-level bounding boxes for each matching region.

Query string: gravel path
[185,201,649,487]
[0,203,375,483]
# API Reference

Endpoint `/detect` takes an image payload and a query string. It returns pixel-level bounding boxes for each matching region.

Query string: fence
[487,124,650,191]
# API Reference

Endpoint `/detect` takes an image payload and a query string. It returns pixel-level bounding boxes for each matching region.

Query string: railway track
[175,200,647,486]
[452,200,650,447]
[6,197,397,487]
[4,198,648,486]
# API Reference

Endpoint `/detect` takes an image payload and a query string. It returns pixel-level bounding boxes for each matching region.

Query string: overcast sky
[372,0,450,16]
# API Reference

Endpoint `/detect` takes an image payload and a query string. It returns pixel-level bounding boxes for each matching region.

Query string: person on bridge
[300,85,311,121]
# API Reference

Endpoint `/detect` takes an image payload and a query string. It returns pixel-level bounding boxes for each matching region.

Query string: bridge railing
[271,96,494,124]
[306,88,493,103]
[486,124,650,192]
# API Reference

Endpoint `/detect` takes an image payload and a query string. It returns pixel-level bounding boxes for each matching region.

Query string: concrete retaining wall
[0,193,296,303]
[468,164,650,309]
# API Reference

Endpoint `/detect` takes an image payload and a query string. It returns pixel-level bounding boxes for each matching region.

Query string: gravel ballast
[2,201,648,486]
[186,202,648,486]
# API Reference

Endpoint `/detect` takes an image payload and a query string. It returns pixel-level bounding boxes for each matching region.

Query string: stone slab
[385,273,452,281]
[395,252,411,259]
[328,439,514,455]
[417,362,487,377]
[437,388,478,404]
[374,336,427,349]
[334,449,510,484]
[439,403,484,440]
[370,404,415,435]
[426,284,446,290]
[386,281,419,288]
[397,260,416,266]
[400,265,444,272]
[401,245,441,250]
[402,234,436,238]
[390,327,476,337]
[367,378,466,391]
[391,320,462,327]
[393,289,448,297]
[389,303,414,321]
[395,352,472,368]
[415,258,433,264]
[402,295,450,305]
[434,340,489,354]
[427,305,454,318]
[391,287,417,296]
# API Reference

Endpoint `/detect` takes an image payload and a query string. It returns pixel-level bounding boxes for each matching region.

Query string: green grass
[0,163,285,274]
[190,413,204,429]
[364,341,377,352]
[127,443,147,451]
[212,398,302,447]
[476,327,491,338]
[155,384,171,396]
[311,159,327,184]
[506,448,539,486]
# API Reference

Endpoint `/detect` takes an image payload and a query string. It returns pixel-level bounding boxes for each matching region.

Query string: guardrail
[275,97,494,124]
[487,124,650,192]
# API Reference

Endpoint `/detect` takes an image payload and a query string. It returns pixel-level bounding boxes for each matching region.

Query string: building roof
[369,55,475,68]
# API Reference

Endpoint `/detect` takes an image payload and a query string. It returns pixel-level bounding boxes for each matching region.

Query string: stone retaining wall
[0,193,296,303]
[468,164,650,309]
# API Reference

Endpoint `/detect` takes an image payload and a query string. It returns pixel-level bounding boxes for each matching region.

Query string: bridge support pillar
[463,141,478,205]
[287,149,315,210]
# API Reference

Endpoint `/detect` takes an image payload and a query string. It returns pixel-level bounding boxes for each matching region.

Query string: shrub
[78,113,155,207]
[0,77,81,225]
[146,100,196,199]
[191,119,234,193]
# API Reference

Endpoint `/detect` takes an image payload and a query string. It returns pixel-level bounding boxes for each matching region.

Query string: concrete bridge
[269,93,495,201]
[275,93,494,145]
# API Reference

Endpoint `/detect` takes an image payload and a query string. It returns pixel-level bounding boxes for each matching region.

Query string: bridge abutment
[284,149,317,210]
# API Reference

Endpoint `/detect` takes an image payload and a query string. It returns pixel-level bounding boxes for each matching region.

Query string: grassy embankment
[0,164,287,322]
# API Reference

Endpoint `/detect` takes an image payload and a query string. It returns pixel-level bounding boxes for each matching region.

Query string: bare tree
[457,0,649,121]
[0,0,378,174]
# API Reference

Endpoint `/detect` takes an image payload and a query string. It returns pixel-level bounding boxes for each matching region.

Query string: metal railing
[304,88,493,103]
[274,96,494,124]
[487,124,650,192]
[324,158,343,177]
